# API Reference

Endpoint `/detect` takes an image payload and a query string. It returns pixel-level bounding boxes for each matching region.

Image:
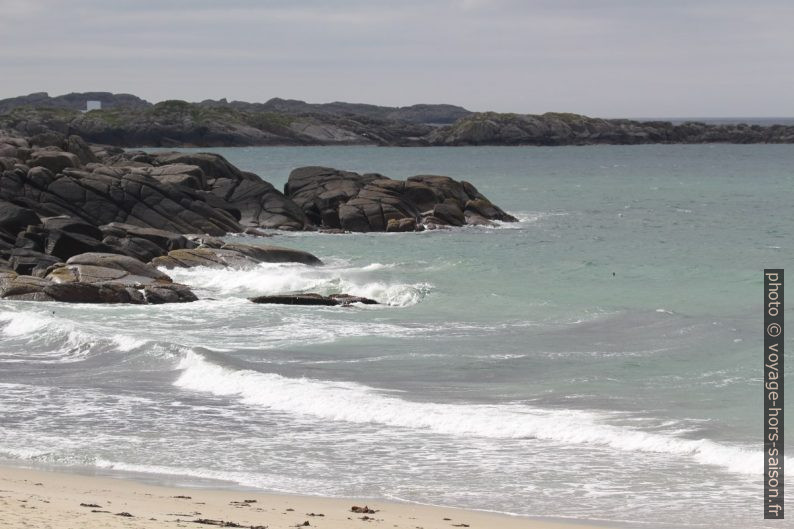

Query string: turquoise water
[1,145,792,528]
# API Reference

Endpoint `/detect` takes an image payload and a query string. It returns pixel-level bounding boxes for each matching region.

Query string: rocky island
[0,131,515,304]
[1,92,792,147]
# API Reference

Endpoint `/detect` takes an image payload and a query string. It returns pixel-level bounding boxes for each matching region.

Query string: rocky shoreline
[1,92,792,147]
[0,131,515,304]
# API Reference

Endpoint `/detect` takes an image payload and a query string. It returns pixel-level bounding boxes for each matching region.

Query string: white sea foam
[175,351,774,477]
[485,211,569,229]
[0,310,50,336]
[163,262,431,306]
[0,309,150,361]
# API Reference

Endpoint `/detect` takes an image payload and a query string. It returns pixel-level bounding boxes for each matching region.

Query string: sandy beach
[0,465,612,529]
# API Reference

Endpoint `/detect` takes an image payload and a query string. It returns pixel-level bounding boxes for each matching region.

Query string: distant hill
[0,92,151,114]
[1,92,792,147]
[196,97,471,125]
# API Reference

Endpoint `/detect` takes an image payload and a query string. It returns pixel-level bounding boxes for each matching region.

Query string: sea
[1,144,792,528]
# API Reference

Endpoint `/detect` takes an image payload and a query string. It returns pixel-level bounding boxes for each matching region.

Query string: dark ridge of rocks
[249,293,378,306]
[427,112,794,146]
[284,166,517,232]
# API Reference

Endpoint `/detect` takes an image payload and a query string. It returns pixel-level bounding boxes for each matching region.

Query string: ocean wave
[0,310,103,363]
[0,309,151,363]
[163,262,431,306]
[175,351,773,477]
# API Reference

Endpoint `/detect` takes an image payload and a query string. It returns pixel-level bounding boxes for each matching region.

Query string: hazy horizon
[1,0,793,118]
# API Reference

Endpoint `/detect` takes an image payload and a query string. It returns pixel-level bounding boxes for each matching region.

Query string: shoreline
[0,464,619,529]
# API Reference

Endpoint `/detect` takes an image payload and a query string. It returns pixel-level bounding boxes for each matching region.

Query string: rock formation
[0,130,513,303]
[284,167,517,232]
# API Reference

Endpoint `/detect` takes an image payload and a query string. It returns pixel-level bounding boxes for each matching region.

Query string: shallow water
[1,145,792,528]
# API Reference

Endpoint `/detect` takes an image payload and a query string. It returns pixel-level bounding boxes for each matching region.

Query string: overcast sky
[1,0,792,117]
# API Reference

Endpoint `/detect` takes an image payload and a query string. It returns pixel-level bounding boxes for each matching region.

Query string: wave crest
[175,351,770,476]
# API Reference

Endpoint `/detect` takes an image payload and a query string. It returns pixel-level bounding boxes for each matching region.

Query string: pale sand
[0,466,613,529]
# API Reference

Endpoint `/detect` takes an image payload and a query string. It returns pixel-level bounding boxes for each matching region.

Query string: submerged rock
[249,293,378,306]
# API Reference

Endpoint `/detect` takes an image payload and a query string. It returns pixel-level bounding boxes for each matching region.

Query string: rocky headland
[1,92,792,147]
[0,131,515,303]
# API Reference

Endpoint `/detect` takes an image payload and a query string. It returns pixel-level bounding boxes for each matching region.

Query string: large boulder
[101,234,166,263]
[339,178,423,232]
[40,219,116,260]
[463,197,517,222]
[152,152,244,182]
[5,216,116,262]
[210,176,307,230]
[28,149,81,173]
[285,166,379,228]
[221,242,322,265]
[283,166,516,231]
[100,222,196,252]
[146,163,206,189]
[150,247,260,269]
[5,248,61,276]
[432,202,465,227]
[135,152,308,230]
[66,135,98,165]
[43,216,103,239]
[0,271,195,304]
[0,200,40,242]
[47,252,172,285]
[150,242,322,269]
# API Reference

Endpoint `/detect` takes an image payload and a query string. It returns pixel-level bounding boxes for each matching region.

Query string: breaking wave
[163,262,431,306]
[175,350,771,477]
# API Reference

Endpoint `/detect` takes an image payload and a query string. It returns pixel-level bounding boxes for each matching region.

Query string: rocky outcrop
[0,129,521,305]
[284,167,382,228]
[284,166,516,232]
[0,134,335,303]
[249,293,378,306]
[0,162,242,236]
[97,150,308,231]
[0,262,196,304]
[151,243,322,269]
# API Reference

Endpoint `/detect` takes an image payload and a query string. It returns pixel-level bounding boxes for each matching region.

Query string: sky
[1,0,792,117]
